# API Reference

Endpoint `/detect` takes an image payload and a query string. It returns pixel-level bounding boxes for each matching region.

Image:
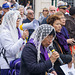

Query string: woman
[55,11,74,45]
[47,15,72,75]
[0,10,29,75]
[38,7,49,24]
[18,5,26,35]
[20,24,59,75]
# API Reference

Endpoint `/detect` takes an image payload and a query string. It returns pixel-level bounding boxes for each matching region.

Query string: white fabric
[0,25,2,34]
[30,24,56,63]
[0,10,25,69]
[0,31,24,69]
[1,10,20,43]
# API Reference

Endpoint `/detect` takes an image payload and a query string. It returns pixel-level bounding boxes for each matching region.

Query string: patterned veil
[1,10,20,43]
[30,24,56,63]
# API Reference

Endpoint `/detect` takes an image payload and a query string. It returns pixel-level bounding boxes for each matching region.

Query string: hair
[0,6,2,10]
[47,15,60,26]
[55,11,64,16]
[17,5,24,10]
[42,7,48,12]
[25,9,33,15]
[69,7,75,16]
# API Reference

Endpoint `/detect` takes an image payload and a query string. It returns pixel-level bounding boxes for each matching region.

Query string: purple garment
[61,26,69,39]
[28,38,49,60]
[56,32,69,52]
[17,28,21,39]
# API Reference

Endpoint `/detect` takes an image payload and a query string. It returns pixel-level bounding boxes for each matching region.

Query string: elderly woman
[47,15,72,75]
[55,11,74,45]
[0,10,29,75]
[20,24,59,75]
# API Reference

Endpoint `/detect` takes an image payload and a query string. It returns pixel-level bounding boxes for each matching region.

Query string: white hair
[18,5,24,10]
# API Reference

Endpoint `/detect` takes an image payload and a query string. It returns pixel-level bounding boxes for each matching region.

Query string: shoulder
[23,18,31,23]
[23,43,37,53]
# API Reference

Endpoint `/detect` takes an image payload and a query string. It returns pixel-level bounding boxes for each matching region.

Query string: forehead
[50,6,56,10]
[28,10,34,13]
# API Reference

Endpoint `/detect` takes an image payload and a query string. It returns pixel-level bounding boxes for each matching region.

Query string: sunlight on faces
[59,15,66,26]
[53,20,62,32]
[27,10,34,19]
[42,35,53,47]
[16,16,21,28]
[19,8,24,15]
[49,6,56,15]
[59,8,66,14]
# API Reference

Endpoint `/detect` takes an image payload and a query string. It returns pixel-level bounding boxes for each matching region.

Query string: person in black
[20,24,59,75]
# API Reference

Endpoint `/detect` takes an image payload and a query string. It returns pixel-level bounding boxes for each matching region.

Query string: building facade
[0,0,75,19]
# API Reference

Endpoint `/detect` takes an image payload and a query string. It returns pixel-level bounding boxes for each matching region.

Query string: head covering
[1,10,20,43]
[57,1,67,9]
[30,24,56,63]
[2,3,9,9]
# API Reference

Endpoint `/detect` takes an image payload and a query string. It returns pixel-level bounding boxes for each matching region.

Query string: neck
[28,17,34,21]
[21,14,24,17]
[44,14,47,17]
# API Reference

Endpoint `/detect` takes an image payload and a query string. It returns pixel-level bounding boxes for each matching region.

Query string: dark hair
[47,15,60,26]
[0,6,2,10]
[49,29,55,37]
[69,7,75,15]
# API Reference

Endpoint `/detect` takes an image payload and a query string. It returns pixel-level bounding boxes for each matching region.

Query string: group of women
[0,10,74,75]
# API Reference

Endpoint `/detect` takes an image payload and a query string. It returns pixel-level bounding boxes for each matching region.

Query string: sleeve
[0,32,24,56]
[59,53,72,64]
[53,41,72,64]
[22,44,53,74]
[65,20,75,38]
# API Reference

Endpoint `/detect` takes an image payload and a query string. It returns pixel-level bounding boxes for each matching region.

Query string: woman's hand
[50,51,59,63]
[67,38,74,45]
[68,57,73,68]
[22,29,29,40]
[51,71,57,75]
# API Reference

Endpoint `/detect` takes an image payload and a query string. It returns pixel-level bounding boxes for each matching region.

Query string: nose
[48,39,52,45]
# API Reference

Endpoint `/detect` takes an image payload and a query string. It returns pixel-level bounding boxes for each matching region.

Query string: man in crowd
[22,9,35,39]
[41,6,56,24]
[2,2,10,16]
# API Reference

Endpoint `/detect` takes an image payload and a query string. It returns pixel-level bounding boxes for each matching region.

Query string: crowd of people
[0,0,75,75]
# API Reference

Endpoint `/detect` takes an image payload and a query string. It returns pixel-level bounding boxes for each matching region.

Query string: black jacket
[20,43,53,75]
[53,40,72,75]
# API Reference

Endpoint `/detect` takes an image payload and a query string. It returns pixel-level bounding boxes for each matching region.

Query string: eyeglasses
[43,10,48,12]
[28,12,34,15]
[17,17,21,20]
[61,8,66,10]
[60,17,66,19]
[50,10,56,12]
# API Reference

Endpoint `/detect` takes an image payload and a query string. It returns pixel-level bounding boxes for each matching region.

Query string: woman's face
[19,8,24,15]
[16,18,21,28]
[59,15,66,26]
[53,20,61,32]
[42,35,53,47]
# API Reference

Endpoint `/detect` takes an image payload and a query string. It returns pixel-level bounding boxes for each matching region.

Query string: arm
[22,44,53,74]
[0,32,24,56]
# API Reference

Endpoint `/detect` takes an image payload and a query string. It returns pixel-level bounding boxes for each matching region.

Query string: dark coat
[20,43,53,75]
[53,40,72,75]
[65,15,75,39]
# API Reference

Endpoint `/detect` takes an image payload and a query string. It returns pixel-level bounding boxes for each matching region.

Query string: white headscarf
[1,10,20,43]
[30,24,56,63]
